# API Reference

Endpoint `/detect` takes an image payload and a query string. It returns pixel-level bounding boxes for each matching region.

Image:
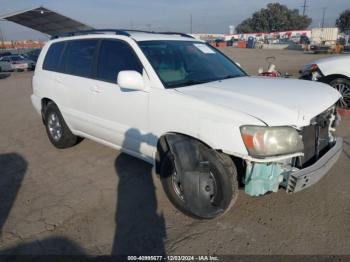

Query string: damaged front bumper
[286,137,343,193]
[244,137,343,196]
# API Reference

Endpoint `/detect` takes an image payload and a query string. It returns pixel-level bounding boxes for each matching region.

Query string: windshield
[138,40,246,88]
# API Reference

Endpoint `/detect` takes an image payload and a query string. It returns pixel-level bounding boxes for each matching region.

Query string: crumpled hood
[176,76,341,126]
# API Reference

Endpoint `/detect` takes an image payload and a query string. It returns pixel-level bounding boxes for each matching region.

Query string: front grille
[300,124,330,167]
[297,108,335,168]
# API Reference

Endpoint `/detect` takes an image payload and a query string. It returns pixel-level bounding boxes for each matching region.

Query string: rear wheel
[329,78,350,109]
[160,146,238,219]
[44,102,82,148]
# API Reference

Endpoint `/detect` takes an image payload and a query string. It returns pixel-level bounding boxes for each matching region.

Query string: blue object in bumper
[244,162,284,196]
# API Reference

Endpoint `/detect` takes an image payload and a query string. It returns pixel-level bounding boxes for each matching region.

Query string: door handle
[54,77,63,84]
[90,86,102,94]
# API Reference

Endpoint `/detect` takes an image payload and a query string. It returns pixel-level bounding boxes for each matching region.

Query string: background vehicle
[299,55,350,109]
[0,58,13,72]
[0,55,36,71]
[23,49,41,62]
[32,30,342,220]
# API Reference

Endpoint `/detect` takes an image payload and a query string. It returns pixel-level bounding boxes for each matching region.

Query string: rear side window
[96,40,142,83]
[60,40,98,77]
[43,42,65,71]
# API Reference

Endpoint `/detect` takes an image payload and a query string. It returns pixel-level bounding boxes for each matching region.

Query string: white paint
[32,33,342,166]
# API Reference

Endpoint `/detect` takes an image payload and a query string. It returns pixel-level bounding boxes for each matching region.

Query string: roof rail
[50,29,131,39]
[157,32,194,39]
[50,29,195,40]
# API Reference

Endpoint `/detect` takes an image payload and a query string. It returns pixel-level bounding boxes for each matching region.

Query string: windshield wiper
[217,75,240,81]
[168,79,210,88]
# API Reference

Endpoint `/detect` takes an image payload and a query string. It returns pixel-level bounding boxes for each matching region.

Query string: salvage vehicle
[31,30,343,219]
[299,55,350,109]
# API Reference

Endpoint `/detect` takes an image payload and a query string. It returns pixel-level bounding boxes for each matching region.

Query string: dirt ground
[0,49,349,257]
[220,47,342,76]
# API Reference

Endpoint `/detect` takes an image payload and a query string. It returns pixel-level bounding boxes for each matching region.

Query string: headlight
[240,126,303,157]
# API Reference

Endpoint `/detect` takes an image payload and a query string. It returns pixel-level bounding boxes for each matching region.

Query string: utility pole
[302,0,308,16]
[321,7,327,28]
[190,14,193,34]
[0,20,5,49]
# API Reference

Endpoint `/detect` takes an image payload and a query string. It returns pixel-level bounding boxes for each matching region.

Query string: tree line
[236,3,350,34]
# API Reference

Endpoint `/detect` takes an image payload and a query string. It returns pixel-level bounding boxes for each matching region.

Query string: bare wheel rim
[47,112,62,141]
[332,82,350,109]
[172,170,185,201]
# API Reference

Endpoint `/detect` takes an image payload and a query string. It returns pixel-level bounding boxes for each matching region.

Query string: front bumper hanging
[286,137,343,193]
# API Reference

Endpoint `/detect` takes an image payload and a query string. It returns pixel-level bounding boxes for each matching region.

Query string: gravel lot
[0,49,349,256]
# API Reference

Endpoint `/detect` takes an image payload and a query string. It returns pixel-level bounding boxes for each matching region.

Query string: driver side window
[96,40,142,83]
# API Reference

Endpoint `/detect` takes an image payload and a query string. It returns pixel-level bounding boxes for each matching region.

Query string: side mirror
[117,70,145,91]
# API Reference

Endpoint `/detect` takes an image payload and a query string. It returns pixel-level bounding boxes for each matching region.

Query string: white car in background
[31,30,343,219]
[300,55,350,109]
[0,57,13,72]
[0,55,36,71]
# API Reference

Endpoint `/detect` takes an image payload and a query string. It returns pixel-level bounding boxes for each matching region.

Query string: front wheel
[160,148,238,219]
[329,78,350,109]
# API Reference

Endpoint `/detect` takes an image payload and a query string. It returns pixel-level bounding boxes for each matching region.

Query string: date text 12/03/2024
[127,255,219,261]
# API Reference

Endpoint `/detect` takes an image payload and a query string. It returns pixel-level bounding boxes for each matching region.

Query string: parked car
[23,49,41,62]
[31,30,343,219]
[0,51,12,57]
[0,58,13,72]
[0,55,36,71]
[299,55,350,109]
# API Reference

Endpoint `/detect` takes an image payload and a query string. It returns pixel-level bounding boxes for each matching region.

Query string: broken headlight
[240,126,303,157]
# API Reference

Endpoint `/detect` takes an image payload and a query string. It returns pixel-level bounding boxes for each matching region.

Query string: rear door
[57,39,99,133]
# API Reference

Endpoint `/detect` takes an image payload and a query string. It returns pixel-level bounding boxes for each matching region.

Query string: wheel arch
[41,97,54,124]
[321,74,350,83]
[155,132,214,175]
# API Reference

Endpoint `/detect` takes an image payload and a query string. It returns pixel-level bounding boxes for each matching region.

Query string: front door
[87,39,151,159]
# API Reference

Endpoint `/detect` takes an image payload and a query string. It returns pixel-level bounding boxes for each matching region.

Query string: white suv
[32,30,343,219]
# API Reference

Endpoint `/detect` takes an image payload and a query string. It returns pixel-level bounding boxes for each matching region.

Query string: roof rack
[50,29,130,39]
[50,29,194,39]
[157,32,194,38]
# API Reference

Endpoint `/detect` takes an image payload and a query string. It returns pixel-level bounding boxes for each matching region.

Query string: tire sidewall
[330,78,350,109]
[160,149,238,219]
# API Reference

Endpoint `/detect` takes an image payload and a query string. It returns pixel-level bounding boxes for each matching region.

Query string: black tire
[44,102,81,149]
[160,147,238,219]
[328,78,350,109]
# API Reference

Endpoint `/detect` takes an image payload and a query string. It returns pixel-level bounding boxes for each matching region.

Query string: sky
[0,0,349,40]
